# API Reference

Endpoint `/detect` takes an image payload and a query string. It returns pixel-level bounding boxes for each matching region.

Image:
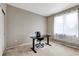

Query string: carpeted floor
[3,42,79,56]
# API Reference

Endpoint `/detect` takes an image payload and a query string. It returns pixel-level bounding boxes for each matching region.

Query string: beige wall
[7,5,47,47]
[47,16,54,39]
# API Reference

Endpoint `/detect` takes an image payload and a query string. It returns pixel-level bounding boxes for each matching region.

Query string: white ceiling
[8,3,79,16]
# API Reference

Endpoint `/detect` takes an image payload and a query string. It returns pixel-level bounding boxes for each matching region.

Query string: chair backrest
[35,31,41,38]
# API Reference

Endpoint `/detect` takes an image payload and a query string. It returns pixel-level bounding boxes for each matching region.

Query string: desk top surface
[30,35,51,39]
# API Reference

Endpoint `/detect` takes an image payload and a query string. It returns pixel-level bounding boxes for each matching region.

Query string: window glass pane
[64,11,78,37]
[54,15,64,35]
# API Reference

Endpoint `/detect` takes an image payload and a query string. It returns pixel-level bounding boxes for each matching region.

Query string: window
[54,10,78,39]
[54,15,64,35]
[64,11,78,37]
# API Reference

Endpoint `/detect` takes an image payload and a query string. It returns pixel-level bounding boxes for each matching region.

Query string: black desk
[30,35,51,53]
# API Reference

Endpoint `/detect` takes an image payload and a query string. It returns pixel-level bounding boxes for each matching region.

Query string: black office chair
[35,31,44,48]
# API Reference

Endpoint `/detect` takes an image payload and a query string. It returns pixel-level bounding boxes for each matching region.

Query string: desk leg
[46,36,51,46]
[31,39,37,53]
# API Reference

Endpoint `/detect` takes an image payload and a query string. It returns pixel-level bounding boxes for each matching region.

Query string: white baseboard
[52,39,79,49]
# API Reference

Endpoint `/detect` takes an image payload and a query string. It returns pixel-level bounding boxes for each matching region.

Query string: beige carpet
[3,42,79,56]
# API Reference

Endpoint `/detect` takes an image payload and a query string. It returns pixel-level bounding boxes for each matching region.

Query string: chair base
[35,43,44,48]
